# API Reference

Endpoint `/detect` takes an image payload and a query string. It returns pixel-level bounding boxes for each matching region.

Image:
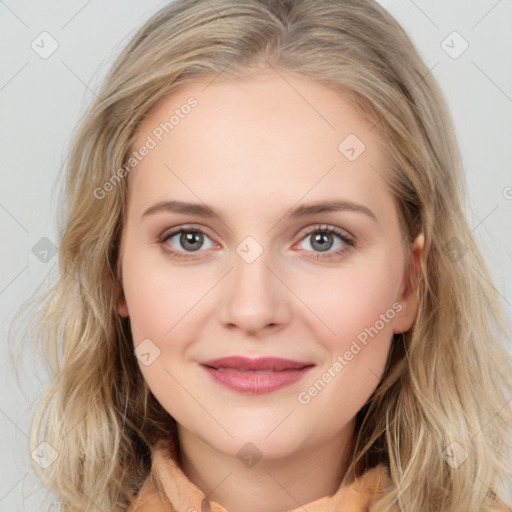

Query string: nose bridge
[218,240,290,333]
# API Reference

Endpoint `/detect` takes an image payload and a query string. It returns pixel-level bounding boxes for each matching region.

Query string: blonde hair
[23,0,512,510]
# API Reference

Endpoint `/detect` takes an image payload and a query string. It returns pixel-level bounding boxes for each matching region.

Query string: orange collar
[128,438,390,512]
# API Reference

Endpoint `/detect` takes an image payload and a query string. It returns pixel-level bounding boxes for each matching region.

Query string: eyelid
[294,223,354,243]
[159,222,215,238]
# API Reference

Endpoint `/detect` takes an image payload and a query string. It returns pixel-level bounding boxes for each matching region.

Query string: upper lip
[200,356,315,372]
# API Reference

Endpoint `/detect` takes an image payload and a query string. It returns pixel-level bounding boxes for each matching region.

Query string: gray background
[1,0,511,509]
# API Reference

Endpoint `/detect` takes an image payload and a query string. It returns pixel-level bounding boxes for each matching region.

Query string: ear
[118,292,129,317]
[393,232,424,334]
[116,237,129,317]
[116,262,129,317]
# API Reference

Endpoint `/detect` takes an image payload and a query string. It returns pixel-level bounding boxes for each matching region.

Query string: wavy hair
[23,0,512,510]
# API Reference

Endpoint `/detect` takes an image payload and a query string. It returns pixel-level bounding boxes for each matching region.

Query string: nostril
[201,497,212,512]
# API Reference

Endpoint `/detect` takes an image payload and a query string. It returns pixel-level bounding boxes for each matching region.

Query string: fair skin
[117,68,423,512]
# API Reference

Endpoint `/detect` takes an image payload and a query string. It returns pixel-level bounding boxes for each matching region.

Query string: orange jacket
[127,437,391,512]
[127,438,512,512]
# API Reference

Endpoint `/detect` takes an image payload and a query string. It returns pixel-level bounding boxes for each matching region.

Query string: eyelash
[158,224,356,261]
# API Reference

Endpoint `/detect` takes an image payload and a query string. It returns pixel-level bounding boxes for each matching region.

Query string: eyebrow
[142,199,377,222]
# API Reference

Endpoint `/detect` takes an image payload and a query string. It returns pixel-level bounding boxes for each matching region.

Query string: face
[117,68,423,460]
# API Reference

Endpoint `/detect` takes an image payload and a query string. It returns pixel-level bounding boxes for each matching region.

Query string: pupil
[311,232,333,252]
[181,231,203,251]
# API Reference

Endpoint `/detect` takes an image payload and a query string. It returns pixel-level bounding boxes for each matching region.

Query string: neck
[177,421,356,512]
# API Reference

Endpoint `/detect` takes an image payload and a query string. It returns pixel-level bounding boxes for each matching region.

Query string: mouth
[199,356,315,394]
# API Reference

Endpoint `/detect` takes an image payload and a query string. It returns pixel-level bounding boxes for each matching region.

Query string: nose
[217,248,292,336]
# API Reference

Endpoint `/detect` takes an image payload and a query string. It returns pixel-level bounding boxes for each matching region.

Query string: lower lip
[201,366,313,395]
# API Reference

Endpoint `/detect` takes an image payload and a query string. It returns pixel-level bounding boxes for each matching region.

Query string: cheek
[295,276,396,420]
[294,250,402,410]
[121,250,211,343]
[121,254,202,415]
[302,257,402,348]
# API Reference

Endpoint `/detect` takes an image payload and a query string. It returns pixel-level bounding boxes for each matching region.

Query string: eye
[295,225,355,259]
[158,224,356,261]
[159,226,216,258]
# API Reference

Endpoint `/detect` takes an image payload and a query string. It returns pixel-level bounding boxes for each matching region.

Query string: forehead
[128,69,390,217]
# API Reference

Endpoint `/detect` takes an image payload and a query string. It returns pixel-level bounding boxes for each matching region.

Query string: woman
[28,1,512,510]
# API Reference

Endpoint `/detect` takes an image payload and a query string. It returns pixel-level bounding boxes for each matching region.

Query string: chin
[199,423,311,461]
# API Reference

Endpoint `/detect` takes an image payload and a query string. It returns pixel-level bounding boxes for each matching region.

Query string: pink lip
[199,356,315,395]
